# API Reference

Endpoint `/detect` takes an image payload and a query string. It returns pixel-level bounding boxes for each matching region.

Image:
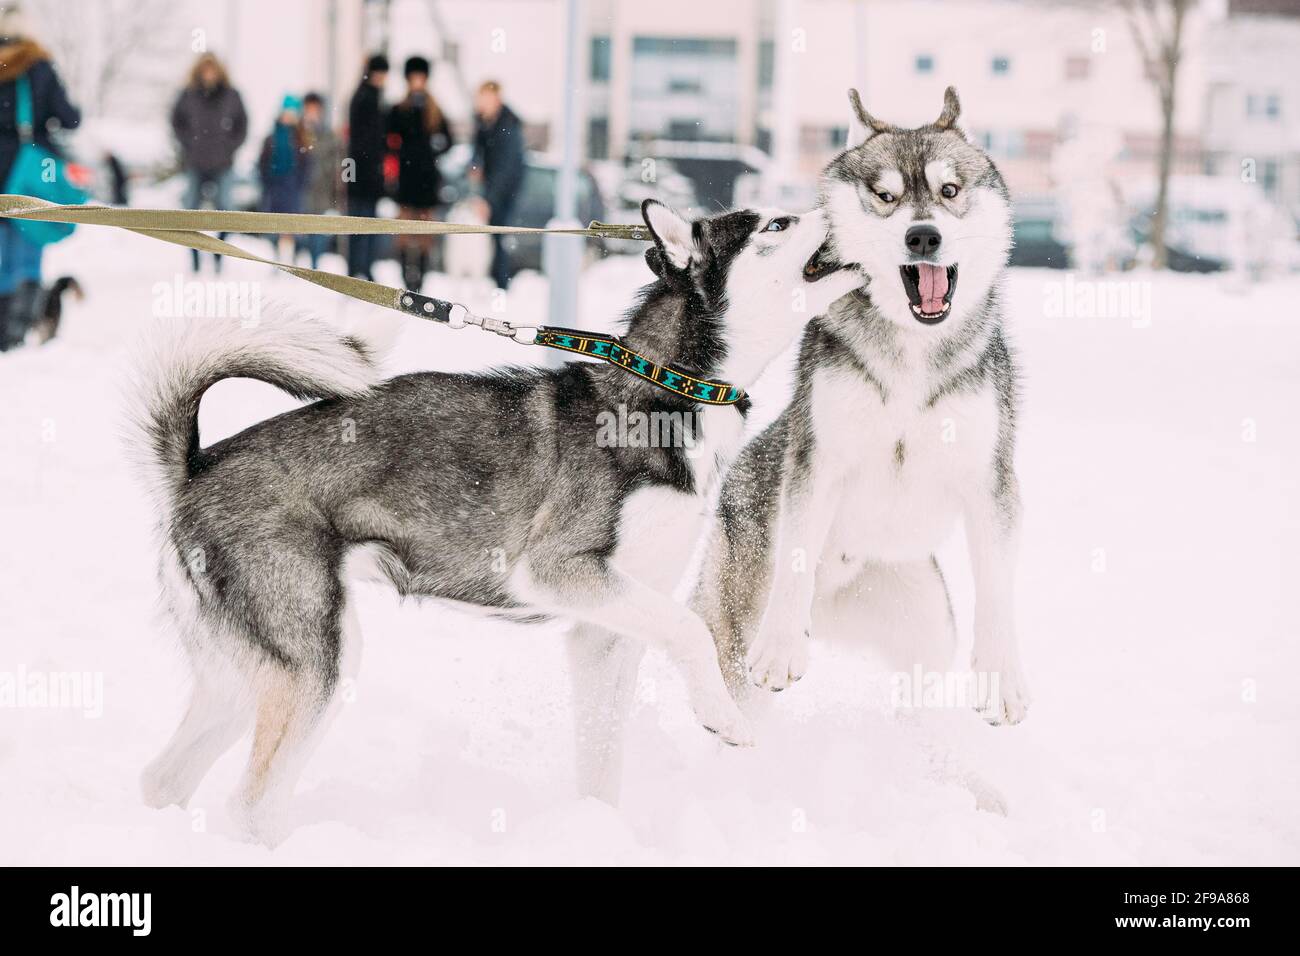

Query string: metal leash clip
[586,220,651,242]
[448,302,537,345]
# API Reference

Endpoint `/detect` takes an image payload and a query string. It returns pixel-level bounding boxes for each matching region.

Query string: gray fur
[132,200,864,838]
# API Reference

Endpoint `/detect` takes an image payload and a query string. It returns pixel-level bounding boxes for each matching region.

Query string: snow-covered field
[1,223,1297,865]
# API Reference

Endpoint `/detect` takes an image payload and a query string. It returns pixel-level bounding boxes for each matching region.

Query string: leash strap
[0,195,650,240]
[0,195,744,407]
[534,326,746,406]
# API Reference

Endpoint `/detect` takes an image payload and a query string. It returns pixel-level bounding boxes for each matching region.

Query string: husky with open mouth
[131,199,862,842]
[689,86,1029,733]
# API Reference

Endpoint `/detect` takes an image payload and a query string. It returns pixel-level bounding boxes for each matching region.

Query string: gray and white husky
[691,87,1029,726]
[130,198,862,842]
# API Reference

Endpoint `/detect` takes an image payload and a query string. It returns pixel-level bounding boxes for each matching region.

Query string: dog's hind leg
[567,625,644,804]
[819,559,1006,813]
[141,556,255,810]
[225,551,353,846]
[228,660,337,846]
[140,642,253,810]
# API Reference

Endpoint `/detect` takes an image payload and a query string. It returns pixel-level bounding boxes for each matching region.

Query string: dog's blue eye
[764,217,790,233]
[941,183,960,199]
[876,191,896,203]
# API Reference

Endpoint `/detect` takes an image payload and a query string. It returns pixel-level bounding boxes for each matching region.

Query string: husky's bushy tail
[127,309,386,503]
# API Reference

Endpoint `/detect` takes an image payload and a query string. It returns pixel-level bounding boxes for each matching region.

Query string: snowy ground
[1,223,1297,865]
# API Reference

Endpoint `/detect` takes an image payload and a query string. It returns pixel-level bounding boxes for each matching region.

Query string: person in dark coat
[170,52,248,273]
[0,9,81,351]
[470,80,525,290]
[387,55,452,291]
[258,95,310,265]
[345,53,389,281]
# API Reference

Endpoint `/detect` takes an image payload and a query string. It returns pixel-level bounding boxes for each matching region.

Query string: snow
[1,223,1297,865]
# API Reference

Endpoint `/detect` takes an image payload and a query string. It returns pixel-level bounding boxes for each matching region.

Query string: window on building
[588,117,609,160]
[668,119,703,141]
[1065,54,1090,80]
[590,36,611,82]
[1266,93,1281,119]
[991,56,1011,75]
[1261,158,1279,195]
[915,54,934,74]
[758,38,775,89]
[977,129,1025,159]
[633,37,737,56]
[1246,93,1259,117]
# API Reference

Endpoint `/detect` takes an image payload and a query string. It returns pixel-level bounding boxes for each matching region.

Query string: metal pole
[544,0,584,333]
[327,0,339,121]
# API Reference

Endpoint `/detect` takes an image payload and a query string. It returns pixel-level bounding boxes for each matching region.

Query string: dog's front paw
[972,657,1030,725]
[692,692,755,747]
[746,625,811,692]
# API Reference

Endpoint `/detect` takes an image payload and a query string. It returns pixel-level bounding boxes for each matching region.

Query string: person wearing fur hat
[387,54,452,291]
[345,53,389,281]
[0,4,81,351]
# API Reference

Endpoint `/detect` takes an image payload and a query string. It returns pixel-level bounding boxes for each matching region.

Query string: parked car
[434,145,608,279]
[1127,175,1297,275]
[1009,198,1071,268]
[625,139,769,211]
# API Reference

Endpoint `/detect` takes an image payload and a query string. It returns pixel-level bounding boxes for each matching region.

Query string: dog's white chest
[611,408,742,595]
[815,364,997,565]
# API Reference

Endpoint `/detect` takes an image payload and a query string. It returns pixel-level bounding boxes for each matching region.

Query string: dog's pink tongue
[917,263,948,313]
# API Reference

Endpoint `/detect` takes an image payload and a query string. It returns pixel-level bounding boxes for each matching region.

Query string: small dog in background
[30,276,84,345]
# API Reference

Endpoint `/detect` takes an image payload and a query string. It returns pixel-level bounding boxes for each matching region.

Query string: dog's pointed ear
[846,88,894,148]
[932,86,962,132]
[644,245,666,277]
[641,199,697,271]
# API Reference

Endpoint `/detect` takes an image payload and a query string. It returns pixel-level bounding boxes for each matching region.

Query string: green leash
[535,327,745,405]
[0,195,746,407]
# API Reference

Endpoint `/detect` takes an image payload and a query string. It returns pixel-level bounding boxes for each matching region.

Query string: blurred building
[31,0,1297,224]
[357,0,1219,205]
[1203,0,1300,217]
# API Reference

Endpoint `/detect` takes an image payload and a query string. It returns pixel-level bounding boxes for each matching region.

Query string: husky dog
[131,199,862,842]
[690,87,1029,728]
[30,276,84,345]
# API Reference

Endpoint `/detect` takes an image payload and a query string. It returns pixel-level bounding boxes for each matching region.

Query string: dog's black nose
[905,224,942,257]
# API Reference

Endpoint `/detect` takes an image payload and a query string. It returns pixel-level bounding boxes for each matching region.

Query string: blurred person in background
[0,4,80,351]
[388,55,452,291]
[258,94,310,267]
[298,91,343,269]
[470,80,524,291]
[345,53,388,282]
[170,52,247,274]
